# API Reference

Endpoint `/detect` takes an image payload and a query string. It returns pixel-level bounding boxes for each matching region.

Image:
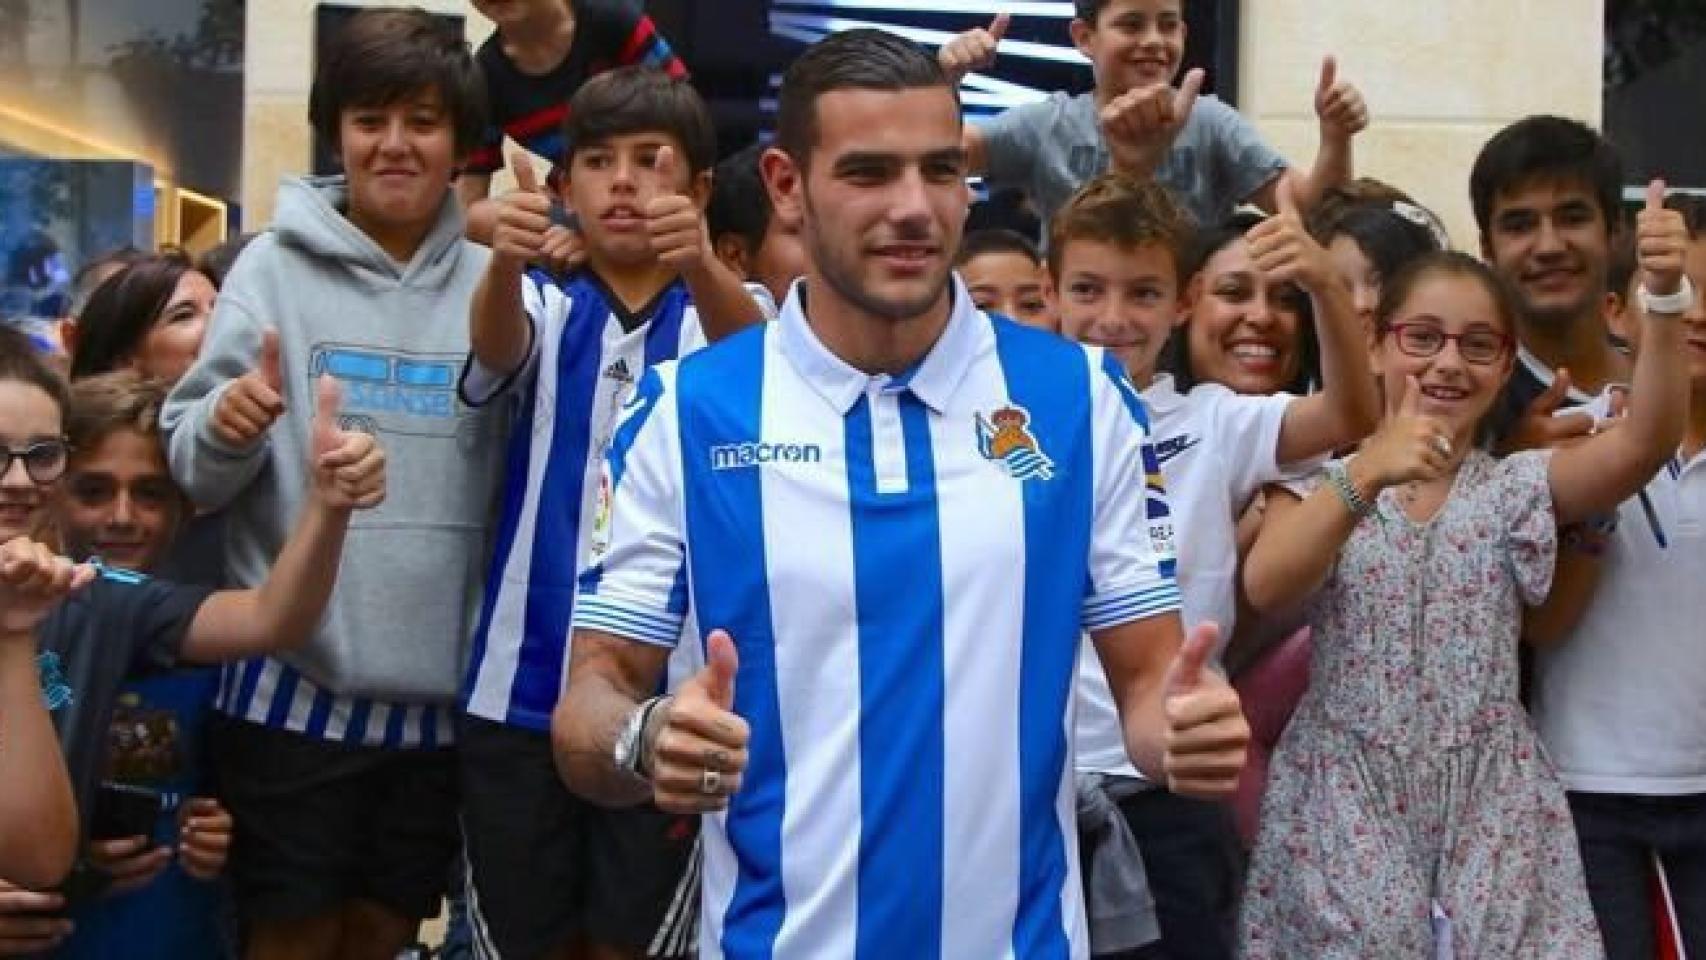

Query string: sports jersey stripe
[506,284,607,725]
[931,322,1025,958]
[461,368,537,714]
[677,329,790,958]
[846,391,946,959]
[303,688,334,738]
[995,320,1090,959]
[507,102,570,140]
[228,658,263,717]
[265,664,300,728]
[617,16,661,64]
[760,337,861,958]
[217,658,452,747]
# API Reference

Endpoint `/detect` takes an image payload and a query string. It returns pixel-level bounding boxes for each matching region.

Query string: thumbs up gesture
[645,146,712,275]
[1313,55,1369,145]
[1100,67,1204,177]
[1245,182,1332,292]
[308,374,386,511]
[1636,178,1689,303]
[646,629,750,813]
[492,152,557,270]
[1159,622,1249,799]
[212,327,286,448]
[938,13,1010,84]
[1356,374,1454,490]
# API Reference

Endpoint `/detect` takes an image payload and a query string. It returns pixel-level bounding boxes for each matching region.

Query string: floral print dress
[1240,450,1603,959]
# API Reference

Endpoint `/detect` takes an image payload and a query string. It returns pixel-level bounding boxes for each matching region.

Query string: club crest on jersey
[975,405,1055,481]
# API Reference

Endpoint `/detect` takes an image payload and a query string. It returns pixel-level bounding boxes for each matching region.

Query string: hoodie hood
[272,174,470,291]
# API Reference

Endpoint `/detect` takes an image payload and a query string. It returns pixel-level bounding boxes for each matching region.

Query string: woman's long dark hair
[69,249,197,380]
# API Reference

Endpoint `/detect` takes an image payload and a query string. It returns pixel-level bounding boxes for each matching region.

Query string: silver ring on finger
[1431,434,1453,458]
[699,768,722,796]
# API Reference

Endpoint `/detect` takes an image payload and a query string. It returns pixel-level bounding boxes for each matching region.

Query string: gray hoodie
[162,175,504,703]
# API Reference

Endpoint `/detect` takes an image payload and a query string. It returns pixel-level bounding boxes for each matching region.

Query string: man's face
[1682,236,1706,386]
[962,250,1054,330]
[1071,0,1187,98]
[770,86,970,323]
[567,131,707,269]
[340,89,459,244]
[56,428,183,573]
[1050,239,1181,381]
[1480,177,1612,338]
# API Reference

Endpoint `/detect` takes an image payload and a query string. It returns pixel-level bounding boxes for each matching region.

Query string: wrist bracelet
[1326,462,1374,518]
[635,694,672,780]
[1638,275,1696,316]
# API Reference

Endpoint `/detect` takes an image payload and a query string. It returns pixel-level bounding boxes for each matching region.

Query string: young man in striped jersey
[459,66,766,960]
[554,30,1249,960]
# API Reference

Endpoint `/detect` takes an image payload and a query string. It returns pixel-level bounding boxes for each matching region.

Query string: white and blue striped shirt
[459,270,712,729]
[575,280,1181,960]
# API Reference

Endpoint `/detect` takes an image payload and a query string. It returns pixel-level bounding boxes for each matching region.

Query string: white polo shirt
[1533,449,1706,795]
[573,279,1181,959]
[1075,375,1302,778]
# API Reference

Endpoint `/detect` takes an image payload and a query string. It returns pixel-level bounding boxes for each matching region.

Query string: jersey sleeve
[99,570,213,675]
[1083,350,1183,632]
[595,0,688,78]
[1206,386,1313,505]
[571,365,690,648]
[458,268,557,407]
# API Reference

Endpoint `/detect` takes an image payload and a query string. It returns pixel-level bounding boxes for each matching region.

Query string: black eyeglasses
[1383,323,1513,366]
[0,439,69,484]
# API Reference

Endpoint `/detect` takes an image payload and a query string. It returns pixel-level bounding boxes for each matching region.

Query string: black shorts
[209,713,460,925]
[458,714,700,959]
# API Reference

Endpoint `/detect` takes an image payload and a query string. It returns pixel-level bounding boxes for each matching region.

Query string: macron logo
[710,441,823,471]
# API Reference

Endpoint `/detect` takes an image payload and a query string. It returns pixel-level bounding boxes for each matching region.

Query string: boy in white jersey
[460,66,765,960]
[1047,173,1377,957]
[552,30,1250,960]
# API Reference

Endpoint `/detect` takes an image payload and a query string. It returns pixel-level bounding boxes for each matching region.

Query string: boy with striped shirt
[459,66,765,959]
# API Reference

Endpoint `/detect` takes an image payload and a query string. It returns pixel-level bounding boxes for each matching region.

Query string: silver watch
[614,695,667,781]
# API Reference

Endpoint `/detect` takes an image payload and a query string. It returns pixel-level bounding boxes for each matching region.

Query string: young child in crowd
[0,327,386,957]
[1239,180,1691,955]
[459,0,686,246]
[943,0,1369,228]
[0,326,79,895]
[459,66,764,960]
[707,141,809,307]
[1047,173,1378,958]
[160,10,505,956]
[50,373,233,960]
[1308,195,1448,332]
[957,228,1056,331]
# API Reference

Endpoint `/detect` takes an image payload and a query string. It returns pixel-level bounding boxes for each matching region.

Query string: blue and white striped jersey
[574,280,1181,959]
[459,270,710,729]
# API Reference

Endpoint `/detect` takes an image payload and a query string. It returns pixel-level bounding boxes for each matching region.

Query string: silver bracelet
[1326,462,1374,518]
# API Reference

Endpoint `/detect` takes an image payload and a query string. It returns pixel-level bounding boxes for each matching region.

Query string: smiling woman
[69,251,216,385]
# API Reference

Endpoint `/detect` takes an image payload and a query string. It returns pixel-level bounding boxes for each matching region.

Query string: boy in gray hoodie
[159,9,501,957]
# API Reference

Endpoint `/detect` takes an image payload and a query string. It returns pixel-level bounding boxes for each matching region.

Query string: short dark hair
[308,7,487,158]
[1607,231,1638,301]
[1048,173,1196,280]
[196,233,258,288]
[957,229,1042,268]
[1314,203,1445,288]
[70,251,199,381]
[0,324,70,418]
[775,28,956,168]
[1074,1,1110,21]
[565,67,717,175]
[707,143,774,250]
[1469,115,1625,238]
[65,370,169,456]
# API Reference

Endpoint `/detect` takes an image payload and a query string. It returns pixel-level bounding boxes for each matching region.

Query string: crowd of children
[2,1,1704,958]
